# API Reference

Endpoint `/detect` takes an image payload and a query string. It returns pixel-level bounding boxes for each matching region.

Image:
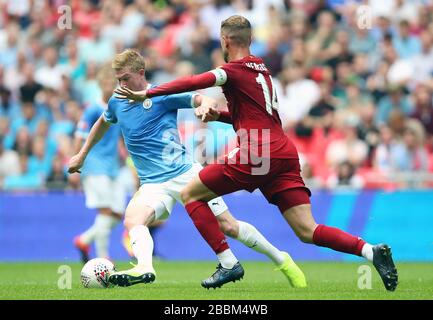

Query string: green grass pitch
[0,261,432,300]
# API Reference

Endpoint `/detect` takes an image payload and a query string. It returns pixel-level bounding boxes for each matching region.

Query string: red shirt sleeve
[146,72,216,97]
[218,111,232,124]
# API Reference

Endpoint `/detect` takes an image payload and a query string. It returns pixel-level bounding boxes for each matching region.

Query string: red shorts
[199,157,311,213]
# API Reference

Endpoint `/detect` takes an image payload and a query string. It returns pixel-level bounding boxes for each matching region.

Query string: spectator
[356,104,380,166]
[179,30,213,74]
[0,135,20,179]
[384,43,414,86]
[262,35,284,75]
[77,21,115,65]
[0,22,20,70]
[306,11,337,65]
[326,116,368,168]
[59,40,87,85]
[349,27,376,56]
[75,61,102,106]
[392,0,420,25]
[410,31,433,86]
[366,60,390,103]
[371,15,396,42]
[0,68,16,117]
[3,50,26,93]
[396,120,429,172]
[335,75,373,115]
[28,136,52,180]
[376,85,413,125]
[34,47,66,90]
[295,79,336,138]
[46,155,68,190]
[326,161,365,189]
[3,154,43,190]
[374,125,402,174]
[276,62,321,129]
[11,126,32,156]
[392,20,421,59]
[19,62,43,104]
[411,85,433,137]
[301,161,324,190]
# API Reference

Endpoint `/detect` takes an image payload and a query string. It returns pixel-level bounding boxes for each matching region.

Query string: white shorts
[134,163,228,220]
[82,175,127,214]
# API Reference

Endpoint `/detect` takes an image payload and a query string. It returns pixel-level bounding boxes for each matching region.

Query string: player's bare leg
[181,175,219,203]
[181,177,244,289]
[282,203,398,291]
[216,211,306,287]
[109,193,157,287]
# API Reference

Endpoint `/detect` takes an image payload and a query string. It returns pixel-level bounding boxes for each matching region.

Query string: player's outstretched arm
[114,72,218,103]
[67,115,111,174]
[114,69,227,104]
[147,72,219,98]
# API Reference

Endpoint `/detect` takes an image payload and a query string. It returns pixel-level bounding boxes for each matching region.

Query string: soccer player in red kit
[115,15,398,291]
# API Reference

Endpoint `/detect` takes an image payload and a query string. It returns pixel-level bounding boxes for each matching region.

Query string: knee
[123,210,143,231]
[219,220,239,238]
[123,216,136,231]
[124,205,155,231]
[295,227,315,244]
[180,188,193,205]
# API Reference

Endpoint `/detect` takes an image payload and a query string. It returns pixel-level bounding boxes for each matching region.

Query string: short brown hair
[112,49,145,73]
[221,15,252,47]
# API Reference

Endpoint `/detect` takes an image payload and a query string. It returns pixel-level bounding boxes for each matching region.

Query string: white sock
[94,215,119,258]
[361,243,374,262]
[237,221,286,265]
[80,219,100,244]
[129,225,154,270]
[216,249,238,269]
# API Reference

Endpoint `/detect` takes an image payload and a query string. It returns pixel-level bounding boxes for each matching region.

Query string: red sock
[185,201,229,254]
[313,224,366,256]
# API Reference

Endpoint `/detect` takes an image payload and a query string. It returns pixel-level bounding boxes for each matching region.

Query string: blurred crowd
[1,0,433,191]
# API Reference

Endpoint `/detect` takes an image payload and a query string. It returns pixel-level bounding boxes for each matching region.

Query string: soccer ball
[80,258,116,288]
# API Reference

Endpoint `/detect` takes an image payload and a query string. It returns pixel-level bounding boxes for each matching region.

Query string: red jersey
[146,55,299,162]
[217,55,298,160]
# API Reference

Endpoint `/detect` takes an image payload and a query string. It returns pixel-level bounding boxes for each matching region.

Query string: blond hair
[221,15,252,47]
[112,49,146,73]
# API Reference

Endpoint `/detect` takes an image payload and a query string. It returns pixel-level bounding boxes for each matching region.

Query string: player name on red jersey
[245,62,268,72]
